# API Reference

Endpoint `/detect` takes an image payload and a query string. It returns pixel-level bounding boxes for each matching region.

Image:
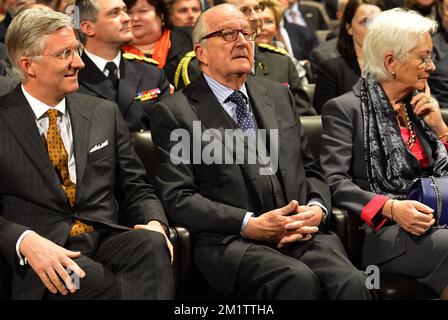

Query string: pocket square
[89,140,109,153]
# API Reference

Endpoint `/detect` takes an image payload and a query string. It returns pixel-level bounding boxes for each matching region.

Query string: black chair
[301,115,437,299]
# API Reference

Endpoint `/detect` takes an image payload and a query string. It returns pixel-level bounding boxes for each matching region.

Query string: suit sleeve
[320,97,381,217]
[151,101,247,235]
[112,104,168,228]
[0,217,29,268]
[288,89,331,212]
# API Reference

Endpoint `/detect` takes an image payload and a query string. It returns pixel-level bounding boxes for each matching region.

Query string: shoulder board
[122,52,159,65]
[258,43,288,55]
[174,51,196,89]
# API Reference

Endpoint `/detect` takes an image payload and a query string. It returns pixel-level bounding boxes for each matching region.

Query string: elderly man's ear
[195,43,208,66]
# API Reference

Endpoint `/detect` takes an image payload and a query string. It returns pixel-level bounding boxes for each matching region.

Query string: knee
[280,265,320,299]
[130,228,167,249]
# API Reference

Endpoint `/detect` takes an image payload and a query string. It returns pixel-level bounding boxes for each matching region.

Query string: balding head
[193,4,255,89]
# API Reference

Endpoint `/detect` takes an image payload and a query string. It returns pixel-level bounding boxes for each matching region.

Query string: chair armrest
[173,226,192,284]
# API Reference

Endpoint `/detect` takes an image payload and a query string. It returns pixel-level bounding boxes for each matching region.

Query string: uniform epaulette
[122,52,159,66]
[174,51,196,89]
[258,43,288,55]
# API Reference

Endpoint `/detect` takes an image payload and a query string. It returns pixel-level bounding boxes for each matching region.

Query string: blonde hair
[6,8,72,82]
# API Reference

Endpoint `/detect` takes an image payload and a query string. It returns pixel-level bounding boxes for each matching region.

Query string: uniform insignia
[123,52,159,65]
[258,43,288,55]
[174,51,196,89]
[135,88,161,101]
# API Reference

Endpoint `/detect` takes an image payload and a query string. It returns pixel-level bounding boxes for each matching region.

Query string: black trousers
[46,228,174,300]
[233,232,373,300]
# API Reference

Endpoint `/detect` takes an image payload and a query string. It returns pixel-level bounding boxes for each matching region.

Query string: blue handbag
[407,176,448,228]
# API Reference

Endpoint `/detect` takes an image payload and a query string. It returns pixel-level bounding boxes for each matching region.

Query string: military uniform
[78,52,170,132]
[174,44,317,116]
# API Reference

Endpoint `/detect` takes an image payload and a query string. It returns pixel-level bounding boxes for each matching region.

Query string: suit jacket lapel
[0,86,68,203]
[117,57,140,117]
[79,53,117,101]
[66,94,91,190]
[188,76,264,207]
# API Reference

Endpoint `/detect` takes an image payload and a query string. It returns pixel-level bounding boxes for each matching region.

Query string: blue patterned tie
[226,91,256,139]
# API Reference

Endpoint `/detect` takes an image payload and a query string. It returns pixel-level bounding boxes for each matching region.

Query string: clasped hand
[242,200,323,248]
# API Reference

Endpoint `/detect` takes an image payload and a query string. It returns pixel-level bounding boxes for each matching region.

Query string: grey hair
[5,8,72,83]
[192,3,241,47]
[363,8,438,81]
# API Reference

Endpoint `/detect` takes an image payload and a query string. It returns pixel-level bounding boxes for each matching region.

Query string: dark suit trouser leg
[282,232,373,300]
[233,242,321,300]
[94,229,174,300]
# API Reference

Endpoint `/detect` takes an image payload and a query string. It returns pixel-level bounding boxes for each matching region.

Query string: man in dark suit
[174,0,317,115]
[152,4,372,299]
[0,7,174,300]
[76,0,170,132]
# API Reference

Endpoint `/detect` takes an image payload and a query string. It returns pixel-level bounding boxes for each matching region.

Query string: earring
[391,71,396,78]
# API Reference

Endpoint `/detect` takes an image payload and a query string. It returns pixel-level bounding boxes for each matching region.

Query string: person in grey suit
[0,8,174,300]
[321,9,448,299]
[152,4,372,300]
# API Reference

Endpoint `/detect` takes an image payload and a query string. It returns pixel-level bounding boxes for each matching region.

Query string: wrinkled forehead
[206,9,250,30]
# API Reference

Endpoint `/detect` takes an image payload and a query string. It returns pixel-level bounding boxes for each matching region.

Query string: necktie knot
[226,90,247,106]
[47,108,58,124]
[105,61,118,88]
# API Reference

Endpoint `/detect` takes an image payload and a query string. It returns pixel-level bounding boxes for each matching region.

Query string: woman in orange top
[123,0,194,85]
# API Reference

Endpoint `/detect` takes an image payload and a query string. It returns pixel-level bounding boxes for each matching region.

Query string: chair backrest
[131,131,158,185]
[300,115,322,162]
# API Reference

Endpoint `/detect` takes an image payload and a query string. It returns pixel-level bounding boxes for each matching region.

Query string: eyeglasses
[35,43,84,63]
[239,3,265,17]
[416,52,437,66]
[200,28,257,42]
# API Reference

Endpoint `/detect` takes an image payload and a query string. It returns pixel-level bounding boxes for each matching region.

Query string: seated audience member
[55,0,75,12]
[277,0,319,60]
[404,0,437,18]
[121,0,193,84]
[76,0,170,132]
[433,0,448,60]
[169,0,202,27]
[175,0,317,115]
[256,0,309,85]
[0,0,35,43]
[321,9,448,299]
[429,55,448,108]
[0,7,174,300]
[152,3,373,300]
[313,0,382,113]
[283,0,329,33]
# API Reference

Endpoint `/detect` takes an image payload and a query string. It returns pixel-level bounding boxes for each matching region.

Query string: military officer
[76,0,170,132]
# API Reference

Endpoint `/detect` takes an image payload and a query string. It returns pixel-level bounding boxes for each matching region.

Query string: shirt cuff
[361,195,389,231]
[307,198,328,223]
[16,230,35,266]
[241,212,254,233]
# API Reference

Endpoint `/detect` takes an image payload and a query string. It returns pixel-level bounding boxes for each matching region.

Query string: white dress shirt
[16,86,77,265]
[285,2,308,27]
[84,49,121,78]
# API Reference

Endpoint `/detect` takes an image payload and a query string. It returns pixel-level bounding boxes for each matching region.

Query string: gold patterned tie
[46,109,93,236]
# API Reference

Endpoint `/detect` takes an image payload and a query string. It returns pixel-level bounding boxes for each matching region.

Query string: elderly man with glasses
[151,3,373,300]
[174,0,317,116]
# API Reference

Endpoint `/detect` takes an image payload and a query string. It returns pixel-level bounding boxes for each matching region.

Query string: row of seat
[2,110,448,299]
